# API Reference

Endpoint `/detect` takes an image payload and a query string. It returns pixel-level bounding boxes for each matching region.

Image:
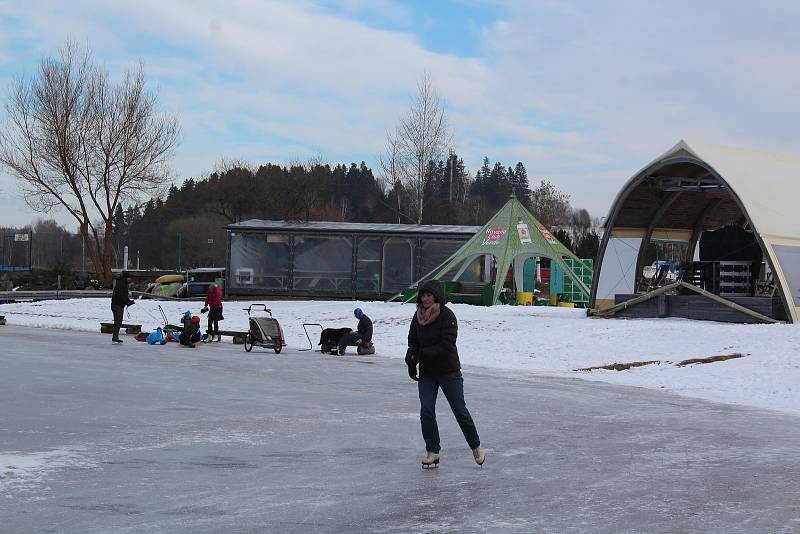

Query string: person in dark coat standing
[202,283,224,342]
[111,271,135,344]
[406,279,484,468]
[336,308,373,355]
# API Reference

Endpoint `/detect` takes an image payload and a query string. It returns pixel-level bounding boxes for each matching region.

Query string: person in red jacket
[202,283,224,342]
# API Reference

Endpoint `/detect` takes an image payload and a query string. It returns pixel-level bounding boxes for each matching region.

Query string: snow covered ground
[1,297,798,417]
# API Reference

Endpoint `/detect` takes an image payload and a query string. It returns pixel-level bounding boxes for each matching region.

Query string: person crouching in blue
[336,308,372,355]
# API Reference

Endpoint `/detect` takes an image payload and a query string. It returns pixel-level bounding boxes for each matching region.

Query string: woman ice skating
[202,283,224,342]
[406,279,485,468]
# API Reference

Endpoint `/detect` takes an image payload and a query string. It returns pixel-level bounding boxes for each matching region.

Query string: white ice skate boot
[421,452,440,469]
[472,447,485,466]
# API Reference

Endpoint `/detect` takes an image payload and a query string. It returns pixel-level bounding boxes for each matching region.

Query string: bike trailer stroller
[243,304,286,353]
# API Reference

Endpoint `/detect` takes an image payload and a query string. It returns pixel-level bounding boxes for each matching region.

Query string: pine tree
[111,205,127,265]
[479,157,491,180]
[554,228,574,253]
[112,205,126,242]
[489,162,512,208]
[513,162,530,205]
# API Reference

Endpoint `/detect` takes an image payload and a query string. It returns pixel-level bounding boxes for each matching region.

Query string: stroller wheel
[274,341,282,354]
[244,332,253,352]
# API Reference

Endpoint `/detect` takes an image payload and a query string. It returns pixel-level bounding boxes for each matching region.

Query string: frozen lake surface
[2,325,799,533]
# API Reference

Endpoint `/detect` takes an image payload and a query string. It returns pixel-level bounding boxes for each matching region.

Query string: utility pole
[449,149,454,204]
[395,181,401,224]
[176,233,182,271]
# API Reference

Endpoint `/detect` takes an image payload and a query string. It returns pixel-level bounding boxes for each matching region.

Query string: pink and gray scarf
[416,303,441,326]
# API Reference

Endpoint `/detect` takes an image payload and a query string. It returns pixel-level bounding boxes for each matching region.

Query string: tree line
[1,155,599,276]
[0,43,599,284]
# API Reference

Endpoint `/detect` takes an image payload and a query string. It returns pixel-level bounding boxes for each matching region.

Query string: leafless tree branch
[382,72,451,223]
[0,41,180,284]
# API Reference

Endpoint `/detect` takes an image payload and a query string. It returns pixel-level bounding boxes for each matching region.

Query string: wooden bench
[100,322,142,335]
[218,330,248,344]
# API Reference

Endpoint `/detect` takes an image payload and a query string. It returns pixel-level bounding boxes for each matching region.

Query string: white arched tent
[591,140,800,323]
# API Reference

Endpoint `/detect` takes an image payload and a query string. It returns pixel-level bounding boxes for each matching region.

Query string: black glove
[407,363,418,381]
[405,348,417,366]
[201,307,209,314]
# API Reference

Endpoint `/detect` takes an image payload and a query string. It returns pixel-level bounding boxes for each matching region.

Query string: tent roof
[608,140,800,240]
[409,196,589,304]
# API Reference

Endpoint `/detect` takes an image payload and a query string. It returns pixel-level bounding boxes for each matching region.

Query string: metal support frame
[684,198,723,264]
[634,191,682,290]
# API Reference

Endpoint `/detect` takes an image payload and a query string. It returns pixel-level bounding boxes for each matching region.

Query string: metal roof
[227,219,480,235]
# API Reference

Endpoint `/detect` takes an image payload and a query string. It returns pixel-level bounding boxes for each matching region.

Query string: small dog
[319,327,352,354]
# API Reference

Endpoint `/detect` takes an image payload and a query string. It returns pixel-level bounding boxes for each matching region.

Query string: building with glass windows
[225,220,479,298]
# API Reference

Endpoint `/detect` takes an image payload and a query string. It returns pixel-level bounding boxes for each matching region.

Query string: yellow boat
[155,274,185,284]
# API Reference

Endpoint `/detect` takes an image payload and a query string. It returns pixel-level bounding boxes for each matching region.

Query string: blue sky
[1,0,799,229]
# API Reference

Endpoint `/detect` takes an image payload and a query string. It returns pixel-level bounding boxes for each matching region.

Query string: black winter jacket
[357,315,373,342]
[112,278,133,307]
[407,280,460,374]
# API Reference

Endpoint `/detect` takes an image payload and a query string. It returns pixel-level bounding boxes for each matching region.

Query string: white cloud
[468,0,800,211]
[1,0,799,228]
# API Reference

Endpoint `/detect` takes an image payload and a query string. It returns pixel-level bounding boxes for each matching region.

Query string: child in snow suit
[179,312,202,347]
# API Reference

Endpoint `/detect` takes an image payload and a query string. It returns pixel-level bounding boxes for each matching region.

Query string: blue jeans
[338,331,362,353]
[418,370,480,453]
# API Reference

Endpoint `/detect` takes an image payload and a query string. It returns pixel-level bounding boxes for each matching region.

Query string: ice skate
[472,447,485,466]
[112,338,123,344]
[421,452,440,469]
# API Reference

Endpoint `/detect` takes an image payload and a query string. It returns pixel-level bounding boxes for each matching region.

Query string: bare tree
[529,180,572,229]
[384,73,451,223]
[0,42,179,285]
[31,219,70,269]
[206,158,259,223]
[568,208,593,241]
[379,128,407,223]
